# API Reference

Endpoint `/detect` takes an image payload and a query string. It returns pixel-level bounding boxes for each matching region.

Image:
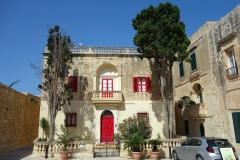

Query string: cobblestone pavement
[0,144,172,160]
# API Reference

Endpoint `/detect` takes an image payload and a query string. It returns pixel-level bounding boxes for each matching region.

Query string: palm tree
[39,117,49,139]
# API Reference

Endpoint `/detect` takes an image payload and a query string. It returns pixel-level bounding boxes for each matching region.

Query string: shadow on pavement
[0,144,33,160]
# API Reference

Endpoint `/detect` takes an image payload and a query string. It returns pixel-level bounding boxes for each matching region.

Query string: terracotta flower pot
[150,151,159,160]
[59,150,69,160]
[132,152,141,160]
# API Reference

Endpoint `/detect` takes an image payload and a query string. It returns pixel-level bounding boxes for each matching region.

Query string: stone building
[39,46,168,143]
[173,4,240,153]
[0,82,40,153]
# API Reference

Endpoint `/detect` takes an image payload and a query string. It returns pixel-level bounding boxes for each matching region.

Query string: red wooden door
[101,115,114,142]
[102,79,113,98]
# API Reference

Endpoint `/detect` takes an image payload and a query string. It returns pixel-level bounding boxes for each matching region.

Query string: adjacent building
[173,4,240,153]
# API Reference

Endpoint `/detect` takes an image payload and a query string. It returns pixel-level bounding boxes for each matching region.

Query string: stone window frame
[217,32,239,81]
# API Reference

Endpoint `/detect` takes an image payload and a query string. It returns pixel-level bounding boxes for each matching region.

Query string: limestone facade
[39,47,167,142]
[0,83,40,153]
[173,4,240,154]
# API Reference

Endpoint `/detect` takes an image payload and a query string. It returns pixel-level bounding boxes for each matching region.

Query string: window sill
[227,73,239,80]
[66,125,77,127]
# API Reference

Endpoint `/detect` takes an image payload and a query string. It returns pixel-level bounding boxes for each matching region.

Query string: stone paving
[0,144,172,160]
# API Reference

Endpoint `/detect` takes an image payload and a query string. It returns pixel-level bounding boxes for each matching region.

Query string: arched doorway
[101,110,114,142]
[200,123,205,137]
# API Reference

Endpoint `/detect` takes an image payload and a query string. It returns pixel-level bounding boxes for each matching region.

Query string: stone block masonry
[0,83,40,153]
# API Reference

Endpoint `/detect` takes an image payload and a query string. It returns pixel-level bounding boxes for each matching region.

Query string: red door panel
[101,116,114,142]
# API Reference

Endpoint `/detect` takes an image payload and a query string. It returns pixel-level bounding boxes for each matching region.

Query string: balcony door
[102,78,113,98]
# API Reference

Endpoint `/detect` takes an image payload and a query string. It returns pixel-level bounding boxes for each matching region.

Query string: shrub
[113,114,152,143]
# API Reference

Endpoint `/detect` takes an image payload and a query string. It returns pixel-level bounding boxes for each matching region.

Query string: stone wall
[0,83,40,153]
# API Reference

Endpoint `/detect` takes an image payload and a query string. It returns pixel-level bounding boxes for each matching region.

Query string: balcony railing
[92,91,123,105]
[70,46,139,54]
[93,91,122,98]
[189,69,201,81]
[32,138,93,158]
[226,66,238,77]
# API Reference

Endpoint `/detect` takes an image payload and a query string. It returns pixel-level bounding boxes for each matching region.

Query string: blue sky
[0,0,239,95]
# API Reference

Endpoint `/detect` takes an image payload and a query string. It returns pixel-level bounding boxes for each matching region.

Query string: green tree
[39,25,74,141]
[132,2,190,138]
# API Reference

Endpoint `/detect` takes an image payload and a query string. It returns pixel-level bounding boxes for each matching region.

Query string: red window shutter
[146,77,151,92]
[67,76,78,92]
[133,77,138,92]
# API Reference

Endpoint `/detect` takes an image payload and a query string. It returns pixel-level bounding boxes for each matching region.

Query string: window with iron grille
[65,113,77,127]
[226,50,238,77]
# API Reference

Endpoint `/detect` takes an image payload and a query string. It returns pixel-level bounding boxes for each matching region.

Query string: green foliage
[148,133,162,152]
[78,135,91,141]
[113,114,152,143]
[39,117,49,129]
[56,128,77,151]
[123,133,145,152]
[132,2,190,65]
[186,96,196,105]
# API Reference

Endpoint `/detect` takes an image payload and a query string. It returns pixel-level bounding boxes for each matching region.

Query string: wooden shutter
[146,77,151,92]
[190,53,197,70]
[232,112,240,143]
[133,77,138,92]
[68,76,78,92]
[179,62,184,77]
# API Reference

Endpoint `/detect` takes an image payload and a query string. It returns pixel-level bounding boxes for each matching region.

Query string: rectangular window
[133,77,150,92]
[137,113,148,124]
[227,50,238,76]
[67,76,78,92]
[232,112,240,143]
[179,62,184,77]
[190,53,197,71]
[65,113,77,127]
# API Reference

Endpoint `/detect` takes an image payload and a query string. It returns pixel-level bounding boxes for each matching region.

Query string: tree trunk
[42,129,44,139]
[160,75,169,138]
[49,116,56,141]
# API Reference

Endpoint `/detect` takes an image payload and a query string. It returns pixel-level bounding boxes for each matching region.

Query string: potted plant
[123,133,145,160]
[148,134,162,160]
[56,128,76,160]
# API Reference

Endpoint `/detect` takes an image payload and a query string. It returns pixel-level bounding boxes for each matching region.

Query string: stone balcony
[188,103,210,119]
[92,91,123,105]
[177,103,211,119]
[189,69,201,82]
